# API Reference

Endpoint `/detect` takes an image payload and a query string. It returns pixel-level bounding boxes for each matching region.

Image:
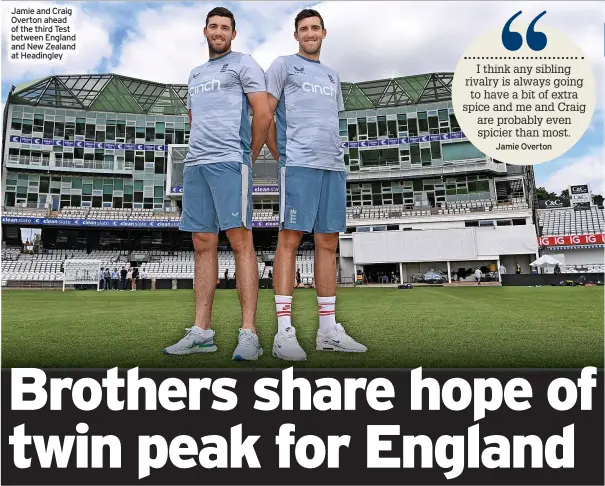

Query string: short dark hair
[294,9,324,31]
[206,7,235,31]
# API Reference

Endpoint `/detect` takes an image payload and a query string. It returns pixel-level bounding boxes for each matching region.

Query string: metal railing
[346,199,530,221]
[2,205,51,216]
[347,158,507,181]
[6,155,133,173]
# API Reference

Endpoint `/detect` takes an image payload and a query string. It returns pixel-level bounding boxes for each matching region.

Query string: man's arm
[247,92,272,164]
[264,57,287,163]
[265,95,280,161]
[239,55,272,164]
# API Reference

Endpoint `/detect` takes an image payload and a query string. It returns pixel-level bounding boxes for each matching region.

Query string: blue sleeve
[336,74,345,112]
[265,57,287,101]
[186,69,193,109]
[240,55,266,94]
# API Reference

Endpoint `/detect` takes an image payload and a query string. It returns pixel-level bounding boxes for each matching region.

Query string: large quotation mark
[502,11,547,51]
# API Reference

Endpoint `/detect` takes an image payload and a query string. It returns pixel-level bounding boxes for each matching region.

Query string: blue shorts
[180,162,253,233]
[278,166,346,234]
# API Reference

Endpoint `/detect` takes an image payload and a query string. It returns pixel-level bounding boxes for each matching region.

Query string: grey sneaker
[273,326,307,361]
[232,328,263,361]
[316,323,367,352]
[163,327,218,355]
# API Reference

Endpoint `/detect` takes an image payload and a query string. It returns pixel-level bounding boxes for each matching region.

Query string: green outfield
[1,287,603,368]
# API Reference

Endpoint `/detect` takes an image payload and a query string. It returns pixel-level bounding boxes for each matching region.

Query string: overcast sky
[1,0,604,193]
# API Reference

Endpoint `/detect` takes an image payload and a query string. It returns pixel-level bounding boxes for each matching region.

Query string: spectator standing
[99,267,105,291]
[127,268,133,290]
[132,267,139,291]
[120,266,127,291]
[104,267,111,290]
[140,269,147,290]
[112,268,119,290]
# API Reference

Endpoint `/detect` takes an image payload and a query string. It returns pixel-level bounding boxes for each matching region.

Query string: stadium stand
[535,205,604,275]
[88,207,133,221]
[7,200,529,226]
[8,199,534,230]
[346,198,529,220]
[0,247,279,284]
[296,250,315,285]
[59,207,90,219]
[538,207,605,236]
[252,209,279,224]
[3,206,50,218]
[8,200,532,227]
[2,257,63,283]
[57,207,181,222]
[138,251,267,280]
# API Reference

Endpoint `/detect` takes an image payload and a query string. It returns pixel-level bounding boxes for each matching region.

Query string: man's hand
[247,92,272,164]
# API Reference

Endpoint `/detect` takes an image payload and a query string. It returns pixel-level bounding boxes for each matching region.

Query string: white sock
[275,295,293,333]
[192,327,214,340]
[318,296,337,334]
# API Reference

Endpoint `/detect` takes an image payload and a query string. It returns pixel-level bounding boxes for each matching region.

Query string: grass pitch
[1,286,603,368]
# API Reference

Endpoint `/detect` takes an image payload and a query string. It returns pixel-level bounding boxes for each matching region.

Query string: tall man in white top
[265,9,367,361]
[164,7,272,361]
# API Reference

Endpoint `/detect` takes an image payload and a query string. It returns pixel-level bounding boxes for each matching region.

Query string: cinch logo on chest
[189,79,221,95]
[302,82,336,97]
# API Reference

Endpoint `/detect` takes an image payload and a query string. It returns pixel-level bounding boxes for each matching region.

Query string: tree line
[535,187,603,207]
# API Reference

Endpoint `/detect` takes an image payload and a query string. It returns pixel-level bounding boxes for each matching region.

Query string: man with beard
[164,7,272,361]
[264,9,367,361]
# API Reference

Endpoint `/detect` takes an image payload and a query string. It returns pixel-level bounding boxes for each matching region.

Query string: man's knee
[192,233,217,255]
[227,227,253,255]
[315,233,339,253]
[278,230,303,253]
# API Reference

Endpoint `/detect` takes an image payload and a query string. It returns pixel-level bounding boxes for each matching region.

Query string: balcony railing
[345,198,531,222]
[2,204,51,216]
[346,158,507,181]
[5,155,133,175]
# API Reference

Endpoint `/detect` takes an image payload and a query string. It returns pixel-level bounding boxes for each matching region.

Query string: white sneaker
[316,323,367,353]
[163,327,218,355]
[232,329,263,361]
[273,327,307,361]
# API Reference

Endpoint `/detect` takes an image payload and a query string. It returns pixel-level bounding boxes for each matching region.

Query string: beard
[207,37,231,56]
[299,38,322,55]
